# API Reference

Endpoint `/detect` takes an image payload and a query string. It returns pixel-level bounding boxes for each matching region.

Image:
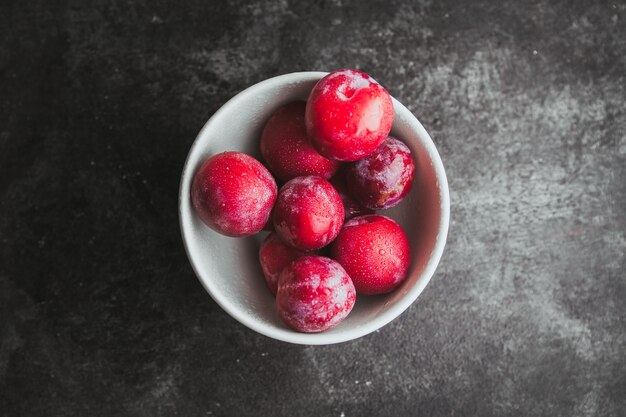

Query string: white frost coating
[275,220,297,246]
[321,69,377,99]
[229,180,274,233]
[323,261,351,300]
[280,258,354,332]
[294,175,323,189]
[303,273,322,290]
[336,88,349,101]
[256,186,273,211]
[281,176,324,200]
[355,139,411,186]
[320,70,344,95]
[351,73,374,89]
[279,176,338,214]
[203,153,277,234]
[379,154,405,185]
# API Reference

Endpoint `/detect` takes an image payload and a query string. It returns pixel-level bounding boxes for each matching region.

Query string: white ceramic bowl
[179,72,450,345]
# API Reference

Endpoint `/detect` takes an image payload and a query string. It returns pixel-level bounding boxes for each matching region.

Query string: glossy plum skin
[305,69,394,162]
[261,101,341,182]
[273,176,344,251]
[329,168,374,221]
[330,215,410,295]
[276,256,356,333]
[259,232,306,296]
[191,152,277,237]
[346,136,415,210]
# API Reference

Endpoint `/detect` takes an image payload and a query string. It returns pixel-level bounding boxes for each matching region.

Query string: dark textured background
[1,0,625,416]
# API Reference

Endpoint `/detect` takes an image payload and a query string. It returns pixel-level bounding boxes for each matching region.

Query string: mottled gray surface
[1,0,625,416]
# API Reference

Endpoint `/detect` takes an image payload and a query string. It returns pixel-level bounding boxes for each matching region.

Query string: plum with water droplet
[330,215,410,295]
[191,152,277,237]
[276,255,356,332]
[273,175,344,251]
[261,101,341,182]
[305,69,394,161]
[345,136,415,210]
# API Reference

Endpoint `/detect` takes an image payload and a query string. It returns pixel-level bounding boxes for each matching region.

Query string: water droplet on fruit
[379,249,386,255]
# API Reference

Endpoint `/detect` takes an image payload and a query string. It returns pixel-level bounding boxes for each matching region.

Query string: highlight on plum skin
[272,175,344,251]
[260,101,341,183]
[191,151,277,237]
[305,69,394,162]
[330,214,411,295]
[346,136,415,210]
[276,255,356,333]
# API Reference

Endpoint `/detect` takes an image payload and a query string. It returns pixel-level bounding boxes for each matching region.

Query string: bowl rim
[179,71,450,345]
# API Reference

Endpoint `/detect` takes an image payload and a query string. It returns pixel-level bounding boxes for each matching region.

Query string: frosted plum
[261,101,341,182]
[191,152,277,237]
[276,256,356,333]
[331,215,410,295]
[273,176,344,251]
[346,136,415,210]
[305,69,394,162]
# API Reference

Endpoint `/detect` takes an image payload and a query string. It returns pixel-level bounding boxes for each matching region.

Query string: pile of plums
[191,69,416,333]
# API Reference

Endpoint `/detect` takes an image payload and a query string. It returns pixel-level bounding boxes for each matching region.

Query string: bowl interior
[179,72,449,344]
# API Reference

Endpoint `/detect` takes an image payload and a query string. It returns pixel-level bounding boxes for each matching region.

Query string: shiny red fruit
[330,215,410,295]
[305,69,394,162]
[259,232,307,296]
[261,101,341,182]
[346,136,415,210]
[191,152,277,237]
[276,256,356,333]
[273,176,344,251]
